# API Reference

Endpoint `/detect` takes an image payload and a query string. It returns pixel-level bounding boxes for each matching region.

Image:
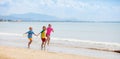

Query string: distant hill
[0,13,61,21]
[1,13,120,22]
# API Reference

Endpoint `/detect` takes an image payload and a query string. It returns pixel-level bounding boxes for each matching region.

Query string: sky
[0,0,120,21]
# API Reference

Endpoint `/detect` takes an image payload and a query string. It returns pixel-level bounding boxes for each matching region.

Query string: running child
[24,27,36,48]
[37,26,47,50]
[46,24,54,45]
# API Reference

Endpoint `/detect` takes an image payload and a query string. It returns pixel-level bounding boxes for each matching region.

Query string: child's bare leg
[45,39,47,46]
[43,42,46,50]
[41,42,44,50]
[47,36,50,45]
[28,40,32,48]
[44,39,47,50]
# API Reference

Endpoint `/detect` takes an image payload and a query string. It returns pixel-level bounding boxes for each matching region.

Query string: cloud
[0,0,120,21]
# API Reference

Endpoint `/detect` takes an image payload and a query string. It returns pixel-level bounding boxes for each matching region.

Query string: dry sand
[0,46,102,59]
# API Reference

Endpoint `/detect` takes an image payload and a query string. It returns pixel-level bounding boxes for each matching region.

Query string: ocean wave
[0,32,22,36]
[52,37,120,51]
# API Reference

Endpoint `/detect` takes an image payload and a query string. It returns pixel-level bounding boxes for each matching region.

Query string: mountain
[0,13,61,21]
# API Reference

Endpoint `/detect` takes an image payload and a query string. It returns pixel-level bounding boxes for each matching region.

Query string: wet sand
[0,46,101,59]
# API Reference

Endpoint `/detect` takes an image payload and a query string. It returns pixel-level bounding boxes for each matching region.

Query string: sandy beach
[0,46,101,59]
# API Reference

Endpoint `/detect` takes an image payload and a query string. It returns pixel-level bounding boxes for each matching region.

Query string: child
[24,27,36,48]
[37,26,47,50]
[46,24,54,45]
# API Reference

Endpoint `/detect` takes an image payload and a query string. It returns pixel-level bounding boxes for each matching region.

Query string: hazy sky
[0,0,120,21]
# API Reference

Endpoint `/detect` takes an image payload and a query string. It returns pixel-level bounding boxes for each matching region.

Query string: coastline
[0,46,101,59]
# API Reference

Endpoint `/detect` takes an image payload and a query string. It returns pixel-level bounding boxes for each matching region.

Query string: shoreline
[50,41,120,54]
[0,39,120,59]
[0,46,101,59]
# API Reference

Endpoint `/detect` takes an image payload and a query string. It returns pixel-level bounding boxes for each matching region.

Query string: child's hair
[43,26,46,30]
[48,24,51,27]
[29,27,32,30]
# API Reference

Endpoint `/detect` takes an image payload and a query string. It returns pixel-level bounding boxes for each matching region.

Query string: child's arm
[23,32,28,37]
[52,29,54,32]
[38,33,40,36]
[24,32,28,34]
[34,34,37,36]
[36,33,40,36]
[32,32,37,36]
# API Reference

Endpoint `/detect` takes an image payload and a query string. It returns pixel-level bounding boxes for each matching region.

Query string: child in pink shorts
[46,24,54,45]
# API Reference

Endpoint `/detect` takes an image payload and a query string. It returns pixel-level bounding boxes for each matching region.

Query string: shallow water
[0,22,120,43]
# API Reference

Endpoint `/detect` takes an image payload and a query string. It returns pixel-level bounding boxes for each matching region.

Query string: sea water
[0,22,120,59]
